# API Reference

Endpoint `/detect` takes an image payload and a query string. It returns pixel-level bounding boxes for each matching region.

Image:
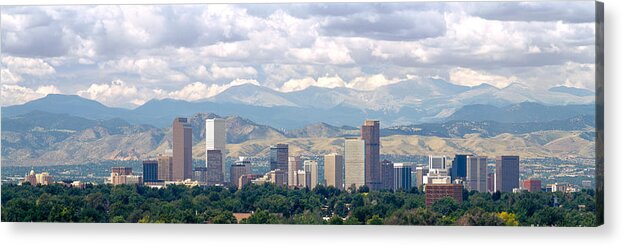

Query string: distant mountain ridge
[2,79,594,128]
[1,110,595,166]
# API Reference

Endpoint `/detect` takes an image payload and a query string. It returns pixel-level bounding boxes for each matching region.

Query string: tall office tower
[270,144,289,172]
[206,118,226,180]
[206,149,224,185]
[112,167,133,176]
[193,167,208,184]
[428,155,448,170]
[296,170,310,188]
[142,160,159,183]
[344,137,365,190]
[304,160,319,189]
[487,172,495,192]
[451,154,469,181]
[172,117,192,181]
[270,169,288,187]
[288,156,303,187]
[466,156,488,192]
[393,163,412,191]
[415,166,429,189]
[380,160,395,190]
[230,160,250,186]
[523,179,542,192]
[495,156,520,192]
[324,153,344,190]
[157,152,173,181]
[361,120,381,190]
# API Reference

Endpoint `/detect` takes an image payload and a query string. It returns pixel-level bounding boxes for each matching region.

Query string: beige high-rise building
[296,170,310,188]
[157,152,173,181]
[172,117,192,181]
[344,137,365,191]
[304,160,319,189]
[466,155,488,192]
[288,156,302,187]
[324,153,344,190]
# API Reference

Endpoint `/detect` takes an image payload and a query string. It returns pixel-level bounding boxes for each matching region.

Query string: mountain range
[1,79,595,129]
[1,109,595,166]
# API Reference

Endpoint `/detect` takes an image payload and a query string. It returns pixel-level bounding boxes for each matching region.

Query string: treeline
[0,183,596,226]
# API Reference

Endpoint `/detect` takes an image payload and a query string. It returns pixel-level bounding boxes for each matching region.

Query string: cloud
[99,57,188,83]
[1,56,56,78]
[168,79,260,101]
[449,67,518,88]
[77,80,141,107]
[288,38,354,65]
[320,10,446,41]
[279,74,401,92]
[1,69,23,84]
[0,3,598,107]
[1,84,61,106]
[462,2,595,23]
[209,64,257,80]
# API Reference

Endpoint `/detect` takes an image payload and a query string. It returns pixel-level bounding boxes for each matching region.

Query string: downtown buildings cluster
[41,117,584,207]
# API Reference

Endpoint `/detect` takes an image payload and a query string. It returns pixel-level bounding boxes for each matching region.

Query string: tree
[241,210,280,224]
[328,215,344,225]
[366,214,383,225]
[498,212,519,226]
[455,208,504,226]
[431,197,459,216]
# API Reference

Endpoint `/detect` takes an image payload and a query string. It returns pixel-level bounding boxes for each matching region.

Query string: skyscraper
[304,160,319,189]
[428,155,448,170]
[380,160,394,190]
[393,163,412,191]
[324,153,344,190]
[270,144,289,171]
[230,158,251,186]
[157,152,173,181]
[495,156,520,192]
[193,167,208,184]
[451,154,468,181]
[487,172,495,192]
[142,160,159,183]
[415,166,429,189]
[206,118,226,181]
[361,120,380,190]
[206,149,224,185]
[344,137,365,190]
[466,155,487,192]
[288,156,303,187]
[172,117,192,181]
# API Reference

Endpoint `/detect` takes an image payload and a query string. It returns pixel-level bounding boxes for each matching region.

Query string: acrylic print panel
[0,1,604,226]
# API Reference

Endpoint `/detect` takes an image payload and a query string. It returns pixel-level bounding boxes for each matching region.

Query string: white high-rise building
[206,118,227,182]
[466,155,488,192]
[428,155,448,171]
[344,138,365,191]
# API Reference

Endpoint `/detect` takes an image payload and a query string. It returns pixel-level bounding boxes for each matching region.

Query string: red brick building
[425,184,464,207]
[522,179,542,192]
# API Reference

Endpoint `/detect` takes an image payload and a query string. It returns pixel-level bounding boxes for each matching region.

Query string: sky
[0,1,597,108]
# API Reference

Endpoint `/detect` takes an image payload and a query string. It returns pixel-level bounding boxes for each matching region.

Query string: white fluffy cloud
[450,67,519,88]
[279,74,402,92]
[1,56,55,79]
[168,79,260,101]
[1,84,61,105]
[0,3,597,107]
